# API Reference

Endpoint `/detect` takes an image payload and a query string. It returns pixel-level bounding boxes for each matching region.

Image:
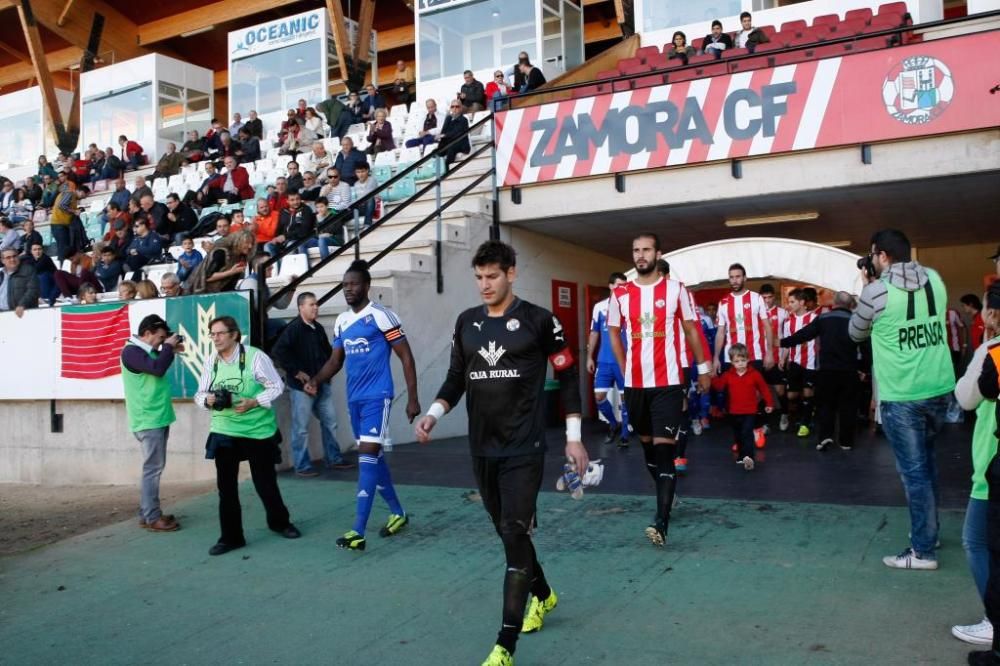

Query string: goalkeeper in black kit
[415,240,589,666]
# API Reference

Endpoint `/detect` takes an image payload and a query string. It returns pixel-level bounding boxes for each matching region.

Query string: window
[643,0,743,32]
[419,0,536,82]
[82,82,154,156]
[0,109,41,167]
[231,39,323,116]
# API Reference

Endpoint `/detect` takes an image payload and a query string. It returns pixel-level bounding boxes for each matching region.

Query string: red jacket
[711,367,774,415]
[122,141,143,159]
[225,166,254,201]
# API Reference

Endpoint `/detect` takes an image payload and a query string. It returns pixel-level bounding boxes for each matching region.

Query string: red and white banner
[494,31,1000,187]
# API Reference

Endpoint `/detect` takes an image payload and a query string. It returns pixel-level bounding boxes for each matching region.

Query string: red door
[551,280,580,418]
[583,284,610,415]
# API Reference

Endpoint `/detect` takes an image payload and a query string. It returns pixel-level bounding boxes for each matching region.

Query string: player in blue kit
[587,272,631,446]
[307,260,421,551]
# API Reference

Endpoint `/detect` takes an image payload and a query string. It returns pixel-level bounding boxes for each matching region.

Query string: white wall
[969,0,1000,12]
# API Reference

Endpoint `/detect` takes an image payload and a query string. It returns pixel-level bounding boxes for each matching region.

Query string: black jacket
[522,67,546,93]
[701,32,735,54]
[272,317,334,391]
[440,114,471,154]
[166,203,199,237]
[460,80,486,107]
[243,118,263,139]
[780,307,871,372]
[278,205,317,242]
[1,262,39,311]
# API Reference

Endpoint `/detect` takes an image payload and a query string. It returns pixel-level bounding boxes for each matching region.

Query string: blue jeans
[298,237,331,259]
[881,395,948,558]
[288,384,344,472]
[38,272,60,305]
[50,224,71,262]
[360,198,375,228]
[964,497,989,601]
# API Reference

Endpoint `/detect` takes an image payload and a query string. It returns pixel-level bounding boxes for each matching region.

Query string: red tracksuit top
[711,366,774,415]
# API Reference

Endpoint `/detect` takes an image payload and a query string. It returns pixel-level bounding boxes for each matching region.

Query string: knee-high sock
[676,427,689,459]
[654,443,678,528]
[528,539,551,600]
[642,441,658,484]
[353,454,379,535]
[376,453,404,515]
[596,397,618,428]
[498,531,534,654]
[778,392,789,416]
[619,398,630,436]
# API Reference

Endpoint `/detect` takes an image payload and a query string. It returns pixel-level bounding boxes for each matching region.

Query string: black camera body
[857,255,877,279]
[211,388,234,411]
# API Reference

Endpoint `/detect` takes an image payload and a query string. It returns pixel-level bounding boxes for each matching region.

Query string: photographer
[194,315,301,556]
[850,229,955,571]
[120,315,183,533]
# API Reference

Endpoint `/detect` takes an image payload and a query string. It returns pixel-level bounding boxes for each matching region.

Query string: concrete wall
[918,242,999,308]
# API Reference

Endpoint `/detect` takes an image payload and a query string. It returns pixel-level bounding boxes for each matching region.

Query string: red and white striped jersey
[783,312,818,369]
[608,277,696,388]
[946,308,964,352]
[718,291,770,362]
[765,306,789,365]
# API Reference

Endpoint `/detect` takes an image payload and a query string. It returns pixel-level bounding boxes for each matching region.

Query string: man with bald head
[780,290,869,451]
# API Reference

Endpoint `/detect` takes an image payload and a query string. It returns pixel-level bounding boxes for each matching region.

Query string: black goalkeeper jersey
[436,298,582,457]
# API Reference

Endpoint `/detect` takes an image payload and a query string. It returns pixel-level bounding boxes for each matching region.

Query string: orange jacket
[254,211,280,244]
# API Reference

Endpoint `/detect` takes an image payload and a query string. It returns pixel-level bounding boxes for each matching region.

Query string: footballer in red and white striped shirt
[713,264,776,369]
[945,308,966,354]
[781,288,818,436]
[784,311,818,370]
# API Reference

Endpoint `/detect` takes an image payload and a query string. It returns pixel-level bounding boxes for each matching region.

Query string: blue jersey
[332,303,406,402]
[591,297,627,365]
[699,310,718,351]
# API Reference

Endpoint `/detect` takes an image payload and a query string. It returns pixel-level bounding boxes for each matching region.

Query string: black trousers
[214,438,291,545]
[730,414,756,460]
[815,369,858,448]
[984,451,1000,651]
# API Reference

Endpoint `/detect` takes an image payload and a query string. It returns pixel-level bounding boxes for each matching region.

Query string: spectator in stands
[228,210,250,234]
[352,162,378,228]
[180,130,206,162]
[505,51,532,90]
[218,156,254,204]
[187,161,223,209]
[272,291,352,475]
[7,189,33,224]
[131,176,153,204]
[320,168,352,211]
[164,193,199,244]
[0,247,39,317]
[485,71,512,104]
[243,110,263,140]
[160,272,182,297]
[344,91,364,126]
[702,19,734,58]
[253,198,280,246]
[40,174,59,209]
[286,161,305,193]
[458,70,486,113]
[119,135,145,170]
[299,171,321,202]
[125,217,163,280]
[314,197,346,247]
[317,94,350,140]
[215,131,239,164]
[37,155,57,183]
[296,98,308,119]
[104,146,124,179]
[518,61,546,94]
[188,229,254,294]
[235,127,261,164]
[175,236,203,283]
[279,112,303,156]
[0,218,21,253]
[667,31,696,63]
[269,177,290,212]
[405,99,445,154]
[266,191,316,257]
[105,219,133,261]
[19,220,42,256]
[24,179,42,208]
[734,11,770,51]
[204,118,224,152]
[305,142,332,177]
[23,242,58,305]
[100,202,131,241]
[53,153,67,172]
[76,282,98,304]
[94,245,124,293]
[90,150,117,185]
[393,60,414,110]
[203,216,232,251]
[152,143,183,179]
[136,279,159,299]
[299,107,324,148]
[365,108,395,157]
[74,150,95,182]
[439,100,472,169]
[50,180,78,262]
[53,247,101,299]
[139,194,170,241]
[334,137,367,186]
[229,113,244,137]
[117,280,137,300]
[361,84,387,122]
[0,180,13,214]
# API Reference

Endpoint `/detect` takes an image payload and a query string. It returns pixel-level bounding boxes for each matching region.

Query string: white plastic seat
[373,151,397,167]
[277,252,309,279]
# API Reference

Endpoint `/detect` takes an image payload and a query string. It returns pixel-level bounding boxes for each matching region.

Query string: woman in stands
[299,107,324,149]
[188,229,255,294]
[7,188,34,224]
[485,70,512,103]
[365,108,395,157]
[36,155,57,184]
[667,31,696,64]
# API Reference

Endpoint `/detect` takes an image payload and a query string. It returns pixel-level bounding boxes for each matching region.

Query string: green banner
[165,292,251,398]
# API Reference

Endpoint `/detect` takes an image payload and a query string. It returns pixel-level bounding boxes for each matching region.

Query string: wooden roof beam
[19,0,145,62]
[0,45,80,87]
[325,0,351,93]
[17,0,70,150]
[138,0,305,46]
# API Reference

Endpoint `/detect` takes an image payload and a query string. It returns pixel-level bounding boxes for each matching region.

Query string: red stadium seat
[692,37,705,52]
[772,50,807,66]
[646,53,672,69]
[617,57,644,73]
[634,74,665,89]
[835,18,868,35]
[597,69,619,80]
[612,79,632,92]
[788,36,815,48]
[769,31,794,46]
[755,41,782,52]
[573,85,600,99]
[843,36,890,54]
[877,2,909,17]
[687,53,715,65]
[622,62,653,76]
[801,26,830,42]
[721,47,750,58]
[845,8,874,24]
[634,46,661,64]
[812,14,840,27]
[780,20,808,36]
[728,56,769,73]
[868,13,904,29]
[694,63,727,78]
[812,43,849,58]
[760,25,777,39]
[595,81,611,94]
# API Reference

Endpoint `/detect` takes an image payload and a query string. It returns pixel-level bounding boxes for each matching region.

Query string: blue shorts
[594,362,626,392]
[349,398,392,445]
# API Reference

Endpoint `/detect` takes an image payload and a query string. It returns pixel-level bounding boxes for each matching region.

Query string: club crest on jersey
[655,299,666,308]
[639,312,655,329]
[478,341,506,366]
[506,319,520,332]
[882,55,953,125]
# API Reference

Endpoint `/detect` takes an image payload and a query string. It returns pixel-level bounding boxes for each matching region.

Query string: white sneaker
[691,420,703,436]
[742,456,754,471]
[882,548,938,570]
[779,414,790,431]
[817,438,834,451]
[952,618,994,645]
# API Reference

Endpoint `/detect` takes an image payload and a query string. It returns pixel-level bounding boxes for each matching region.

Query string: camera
[174,335,185,344]
[857,255,877,279]
[211,388,233,411]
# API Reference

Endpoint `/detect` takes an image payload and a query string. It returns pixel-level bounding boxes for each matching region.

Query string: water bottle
[555,457,584,499]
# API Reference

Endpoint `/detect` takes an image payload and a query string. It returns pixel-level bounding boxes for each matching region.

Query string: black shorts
[624,386,686,440]
[786,362,817,392]
[472,454,545,536]
[762,364,786,386]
